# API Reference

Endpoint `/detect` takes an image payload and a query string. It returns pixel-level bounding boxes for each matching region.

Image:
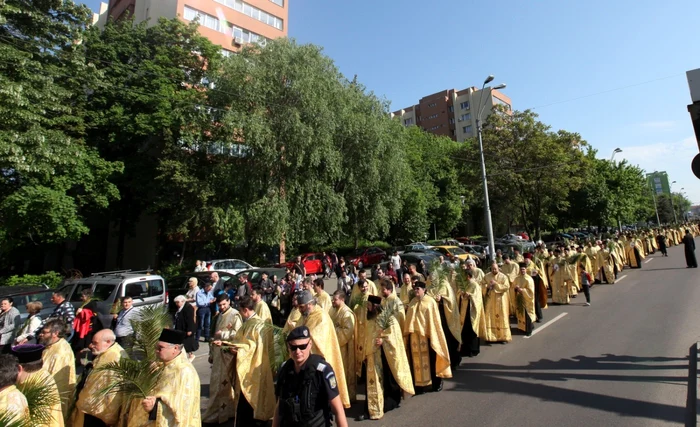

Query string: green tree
[0,0,122,253]
[656,193,692,224]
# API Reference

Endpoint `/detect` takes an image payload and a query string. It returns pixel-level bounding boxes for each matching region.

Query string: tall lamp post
[611,148,623,231]
[610,147,622,162]
[669,180,678,224]
[476,75,506,262]
[648,172,662,226]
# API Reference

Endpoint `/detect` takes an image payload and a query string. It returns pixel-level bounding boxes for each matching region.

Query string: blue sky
[81,0,700,206]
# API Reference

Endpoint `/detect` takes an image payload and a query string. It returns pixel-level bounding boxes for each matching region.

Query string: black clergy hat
[286,326,311,342]
[367,295,382,305]
[10,344,44,364]
[518,263,527,268]
[159,328,185,345]
[413,281,427,289]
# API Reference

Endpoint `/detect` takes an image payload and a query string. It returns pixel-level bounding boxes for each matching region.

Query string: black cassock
[683,234,698,268]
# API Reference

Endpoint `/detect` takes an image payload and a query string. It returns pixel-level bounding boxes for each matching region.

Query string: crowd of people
[0,225,697,426]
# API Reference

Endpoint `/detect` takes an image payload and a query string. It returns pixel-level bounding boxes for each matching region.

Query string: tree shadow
[451,353,687,424]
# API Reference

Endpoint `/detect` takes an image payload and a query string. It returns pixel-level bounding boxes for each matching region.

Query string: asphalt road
[195,239,700,426]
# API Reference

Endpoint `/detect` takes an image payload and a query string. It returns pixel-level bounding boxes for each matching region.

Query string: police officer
[273,325,348,427]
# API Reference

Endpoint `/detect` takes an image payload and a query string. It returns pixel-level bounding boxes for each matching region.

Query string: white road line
[524,312,567,338]
[644,258,654,264]
[617,274,628,282]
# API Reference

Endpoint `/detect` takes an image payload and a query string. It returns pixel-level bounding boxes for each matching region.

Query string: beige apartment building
[93,0,288,55]
[391,86,511,142]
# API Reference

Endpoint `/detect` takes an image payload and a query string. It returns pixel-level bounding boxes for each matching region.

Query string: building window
[428,114,438,119]
[654,178,661,183]
[215,0,284,30]
[459,113,471,122]
[270,0,284,6]
[404,118,413,126]
[448,106,454,112]
[460,101,470,110]
[221,49,235,57]
[429,125,441,131]
[231,24,268,46]
[463,125,472,134]
[428,102,436,107]
[184,6,223,32]
[493,97,511,110]
[449,118,455,124]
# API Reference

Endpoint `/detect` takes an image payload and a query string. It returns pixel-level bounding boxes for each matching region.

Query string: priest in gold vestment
[227,296,276,425]
[251,286,273,323]
[596,242,617,284]
[0,354,29,423]
[72,330,128,427]
[313,278,333,313]
[458,269,483,357]
[121,329,200,427]
[203,294,243,424]
[399,273,415,306]
[350,270,378,301]
[379,279,405,332]
[404,281,452,393]
[549,250,571,304]
[38,319,75,421]
[357,295,414,421]
[12,344,63,427]
[481,263,512,342]
[500,256,519,315]
[513,265,536,336]
[296,290,351,408]
[427,272,462,369]
[330,290,356,402]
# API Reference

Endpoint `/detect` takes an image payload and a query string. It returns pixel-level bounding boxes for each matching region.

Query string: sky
[81,0,700,205]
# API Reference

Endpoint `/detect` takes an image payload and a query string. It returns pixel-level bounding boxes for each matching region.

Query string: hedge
[1,271,64,288]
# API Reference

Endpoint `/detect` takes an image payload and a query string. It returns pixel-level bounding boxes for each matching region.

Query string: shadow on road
[451,353,687,424]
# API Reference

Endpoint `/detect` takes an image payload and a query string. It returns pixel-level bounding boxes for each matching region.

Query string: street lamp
[610,148,622,162]
[476,75,506,262]
[648,172,661,226]
[670,180,678,224]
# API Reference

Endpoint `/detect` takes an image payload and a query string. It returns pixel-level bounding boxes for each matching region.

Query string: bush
[157,262,191,281]
[1,271,64,288]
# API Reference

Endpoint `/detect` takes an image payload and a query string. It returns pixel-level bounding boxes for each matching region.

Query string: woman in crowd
[13,301,43,345]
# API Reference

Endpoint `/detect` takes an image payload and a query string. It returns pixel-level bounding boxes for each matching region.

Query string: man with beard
[227,296,276,426]
[356,295,414,421]
[550,249,571,304]
[202,294,243,425]
[13,344,63,427]
[512,264,536,336]
[352,279,371,388]
[379,279,405,332]
[404,281,451,393]
[464,258,484,283]
[250,286,273,324]
[0,354,29,423]
[313,278,333,313]
[350,270,378,301]
[71,329,128,427]
[296,290,351,409]
[458,269,483,358]
[481,263,512,343]
[596,241,617,284]
[330,290,356,402]
[38,319,75,420]
[399,273,414,306]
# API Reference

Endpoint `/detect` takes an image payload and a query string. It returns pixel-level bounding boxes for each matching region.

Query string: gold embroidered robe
[481,272,512,342]
[350,279,378,301]
[512,275,536,332]
[121,351,201,427]
[72,343,127,427]
[254,300,273,324]
[330,304,356,401]
[283,307,302,333]
[20,368,64,427]
[0,385,29,423]
[361,316,414,420]
[298,306,351,408]
[381,293,406,333]
[399,282,414,306]
[500,262,519,315]
[42,338,76,420]
[427,278,462,346]
[549,258,571,304]
[458,278,483,340]
[315,290,332,313]
[404,296,452,386]
[202,307,242,424]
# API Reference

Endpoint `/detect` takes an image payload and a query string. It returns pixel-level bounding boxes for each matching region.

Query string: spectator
[0,297,20,354]
[113,296,137,350]
[27,290,75,344]
[210,272,225,293]
[185,277,200,315]
[194,260,206,272]
[335,257,347,278]
[293,255,306,278]
[72,289,101,357]
[195,282,215,342]
[390,250,401,272]
[174,295,197,361]
[258,272,274,304]
[336,270,353,295]
[13,302,42,345]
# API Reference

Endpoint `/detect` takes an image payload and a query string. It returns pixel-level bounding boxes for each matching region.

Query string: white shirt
[390,255,401,270]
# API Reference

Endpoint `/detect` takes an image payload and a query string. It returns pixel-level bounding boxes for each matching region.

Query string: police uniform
[275,326,340,427]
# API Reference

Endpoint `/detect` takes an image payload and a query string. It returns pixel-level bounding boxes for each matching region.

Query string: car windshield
[94,283,116,301]
[451,247,467,254]
[352,249,365,256]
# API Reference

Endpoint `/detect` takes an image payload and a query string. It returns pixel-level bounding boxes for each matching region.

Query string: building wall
[647,171,671,195]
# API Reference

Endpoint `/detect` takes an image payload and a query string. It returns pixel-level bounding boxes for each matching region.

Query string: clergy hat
[518,262,527,268]
[159,328,185,345]
[297,290,314,305]
[286,326,311,342]
[367,295,382,305]
[10,344,44,364]
[413,281,427,289]
[524,253,533,260]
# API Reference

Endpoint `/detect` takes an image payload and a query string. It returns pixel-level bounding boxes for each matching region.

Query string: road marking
[524,312,567,338]
[617,274,628,282]
[644,258,654,264]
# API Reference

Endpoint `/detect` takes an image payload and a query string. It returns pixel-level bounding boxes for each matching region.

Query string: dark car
[348,247,387,269]
[400,251,440,271]
[233,267,288,287]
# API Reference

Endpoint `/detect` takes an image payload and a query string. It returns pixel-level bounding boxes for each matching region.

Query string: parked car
[281,253,325,275]
[166,270,235,314]
[234,267,288,287]
[463,245,487,265]
[204,259,255,275]
[433,245,480,264]
[406,242,434,251]
[348,247,387,270]
[0,285,55,323]
[400,251,440,270]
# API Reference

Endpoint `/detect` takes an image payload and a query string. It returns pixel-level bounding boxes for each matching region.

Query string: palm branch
[454,270,471,293]
[349,294,366,311]
[483,286,492,307]
[129,305,173,361]
[95,358,163,402]
[0,410,30,427]
[375,305,397,331]
[567,253,585,265]
[15,376,59,426]
[515,291,526,318]
[607,240,616,252]
[265,323,288,374]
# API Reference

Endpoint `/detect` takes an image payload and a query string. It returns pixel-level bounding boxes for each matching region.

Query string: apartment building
[391,86,511,142]
[93,0,288,56]
[647,171,671,195]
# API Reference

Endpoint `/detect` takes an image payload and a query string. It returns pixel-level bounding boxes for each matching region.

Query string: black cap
[414,281,427,289]
[519,262,527,268]
[286,326,311,342]
[367,295,382,305]
[10,344,44,364]
[159,328,185,345]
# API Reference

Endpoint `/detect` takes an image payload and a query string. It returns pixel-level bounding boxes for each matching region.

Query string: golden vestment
[512,275,536,332]
[500,262,519,315]
[399,282,414,306]
[0,385,29,423]
[549,257,571,304]
[361,316,414,420]
[350,279,378,301]
[20,368,63,427]
[481,272,512,342]
[381,293,406,332]
[353,293,371,378]
[283,307,302,332]
[514,254,525,263]
[203,307,242,424]
[330,304,356,401]
[404,296,452,386]
[230,316,276,422]
[458,278,483,340]
[315,290,332,313]
[427,278,462,346]
[585,245,600,275]
[72,343,128,427]
[298,306,351,408]
[42,338,76,420]
[524,261,547,309]
[254,300,273,324]
[596,249,616,283]
[121,351,200,427]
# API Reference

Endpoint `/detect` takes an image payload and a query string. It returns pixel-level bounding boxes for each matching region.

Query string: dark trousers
[581,283,591,303]
[236,393,264,426]
[534,278,544,321]
[196,307,211,341]
[83,413,107,427]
